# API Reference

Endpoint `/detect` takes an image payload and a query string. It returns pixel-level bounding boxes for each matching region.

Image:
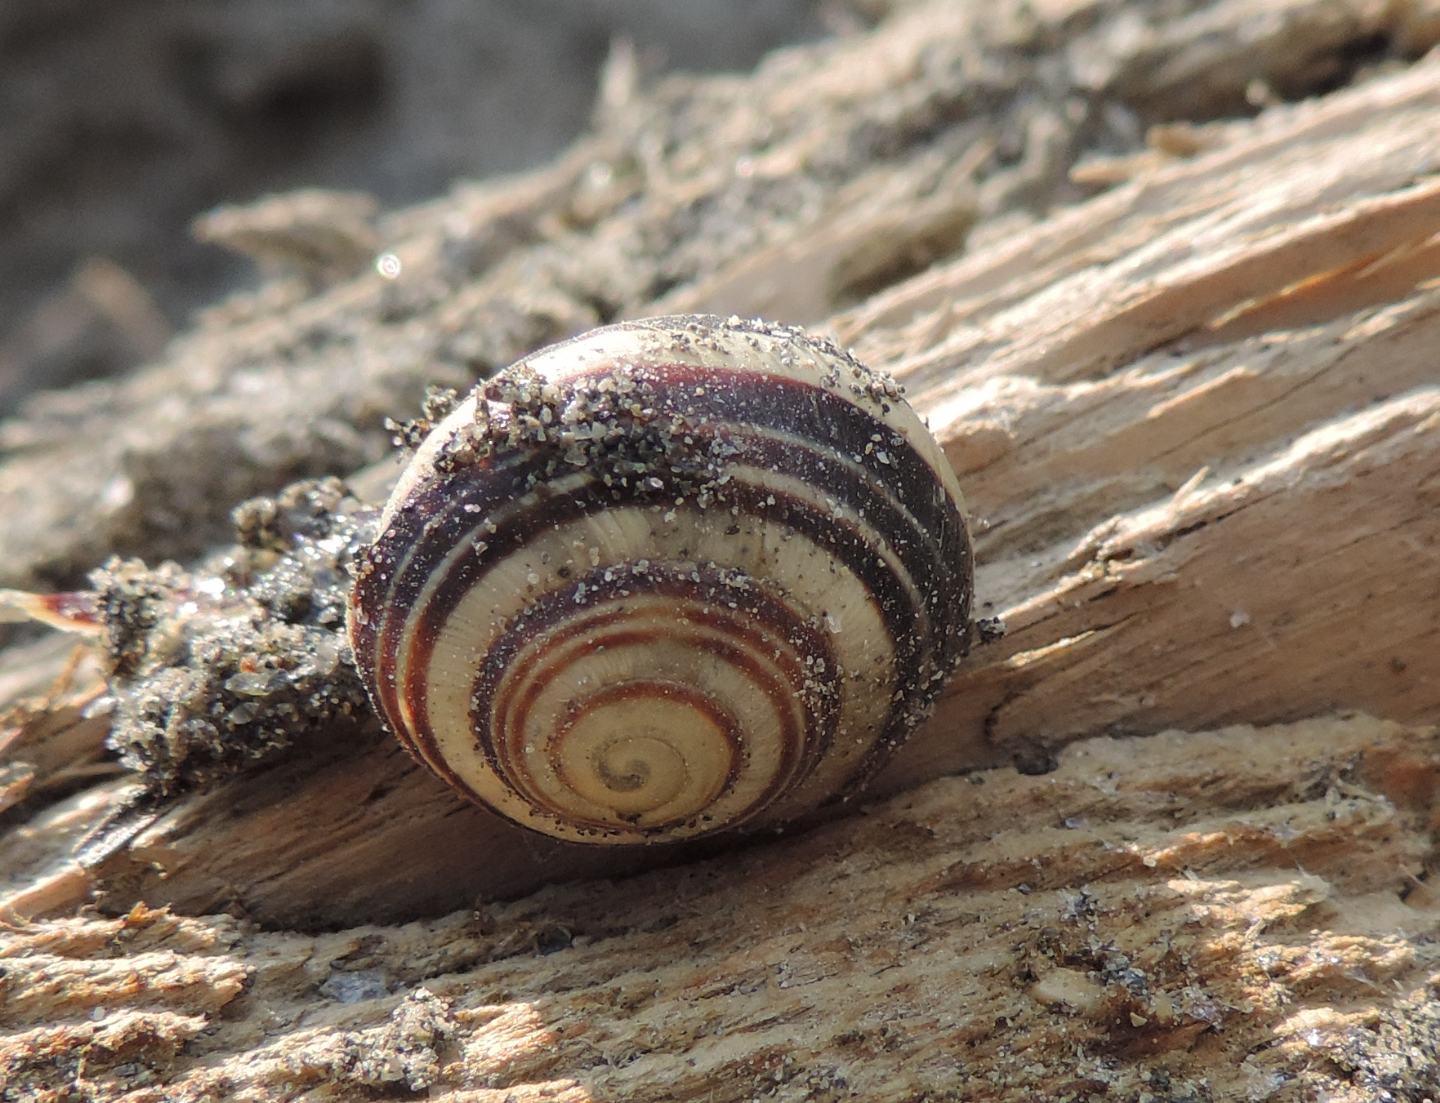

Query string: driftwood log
[4,0,1440,1098]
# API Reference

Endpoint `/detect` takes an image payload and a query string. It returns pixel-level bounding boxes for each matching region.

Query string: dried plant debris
[94,478,374,797]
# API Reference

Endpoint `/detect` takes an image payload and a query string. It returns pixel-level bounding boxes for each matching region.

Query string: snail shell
[348,315,972,844]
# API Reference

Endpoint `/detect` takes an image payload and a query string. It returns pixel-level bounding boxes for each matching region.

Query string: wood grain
[3,2,1440,1096]
[45,51,1440,927]
[5,716,1437,1101]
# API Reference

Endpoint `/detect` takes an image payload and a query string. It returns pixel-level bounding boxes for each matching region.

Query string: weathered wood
[3,1,1440,1098]
[4,716,1437,1101]
[39,50,1439,927]
[2,0,1434,591]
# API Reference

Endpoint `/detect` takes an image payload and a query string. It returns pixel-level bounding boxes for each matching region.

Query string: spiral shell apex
[348,315,972,844]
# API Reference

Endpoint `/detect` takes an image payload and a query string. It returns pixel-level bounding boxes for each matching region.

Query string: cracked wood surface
[2,0,1436,593]
[19,47,1433,928]
[2,0,1440,1098]
[4,717,1438,1100]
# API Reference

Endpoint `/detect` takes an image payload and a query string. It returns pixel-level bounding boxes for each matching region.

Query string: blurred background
[0,0,840,415]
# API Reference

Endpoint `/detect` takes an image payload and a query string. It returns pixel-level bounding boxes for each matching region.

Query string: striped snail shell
[347,315,972,844]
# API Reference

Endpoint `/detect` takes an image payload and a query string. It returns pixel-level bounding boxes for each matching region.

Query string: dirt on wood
[0,0,823,413]
[3,1,1440,1100]
[5,717,1439,1101]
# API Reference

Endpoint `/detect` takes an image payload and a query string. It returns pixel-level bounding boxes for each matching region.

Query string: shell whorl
[348,315,972,844]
